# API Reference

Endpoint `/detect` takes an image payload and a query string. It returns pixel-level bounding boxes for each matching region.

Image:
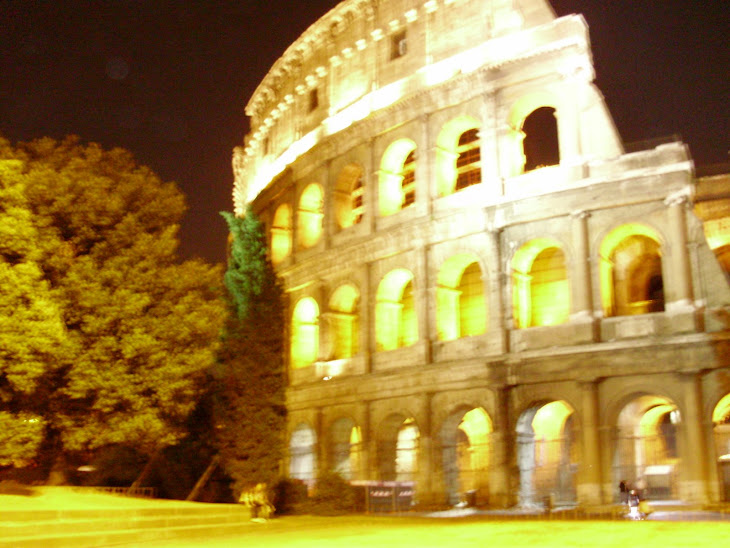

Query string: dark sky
[1,1,727,265]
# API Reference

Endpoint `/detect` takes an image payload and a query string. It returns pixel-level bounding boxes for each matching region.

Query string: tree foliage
[215,207,287,495]
[0,136,225,472]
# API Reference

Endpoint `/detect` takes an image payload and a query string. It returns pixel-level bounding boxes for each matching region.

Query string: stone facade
[233,0,730,508]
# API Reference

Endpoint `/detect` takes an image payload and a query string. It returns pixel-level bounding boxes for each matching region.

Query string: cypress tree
[216,207,287,495]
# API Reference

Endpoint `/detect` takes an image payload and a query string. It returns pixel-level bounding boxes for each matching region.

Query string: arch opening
[613,395,680,501]
[516,401,577,507]
[329,417,363,481]
[297,183,324,248]
[437,255,487,341]
[290,297,319,369]
[440,407,493,506]
[600,225,664,317]
[713,394,730,501]
[376,269,418,351]
[512,239,569,328]
[290,423,317,483]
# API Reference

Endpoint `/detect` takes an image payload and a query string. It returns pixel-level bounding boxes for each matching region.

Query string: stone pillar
[417,392,436,506]
[666,196,693,309]
[315,407,326,477]
[361,262,373,374]
[480,91,502,198]
[570,210,594,321]
[359,401,372,481]
[489,385,514,507]
[414,242,432,364]
[418,114,432,216]
[487,229,508,354]
[577,379,604,505]
[678,371,709,503]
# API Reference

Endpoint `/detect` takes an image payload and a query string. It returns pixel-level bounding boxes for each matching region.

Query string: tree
[0,154,68,467]
[0,136,226,476]
[215,208,287,496]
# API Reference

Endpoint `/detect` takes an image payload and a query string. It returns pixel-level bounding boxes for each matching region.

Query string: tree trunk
[187,456,219,501]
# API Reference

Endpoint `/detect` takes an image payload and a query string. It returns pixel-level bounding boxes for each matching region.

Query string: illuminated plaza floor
[120,514,730,547]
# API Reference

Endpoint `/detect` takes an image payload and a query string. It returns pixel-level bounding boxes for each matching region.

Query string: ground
[130,514,729,547]
[2,489,729,547]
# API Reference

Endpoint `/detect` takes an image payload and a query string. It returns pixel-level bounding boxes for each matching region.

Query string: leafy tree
[215,208,287,496]
[0,136,225,476]
[0,153,68,467]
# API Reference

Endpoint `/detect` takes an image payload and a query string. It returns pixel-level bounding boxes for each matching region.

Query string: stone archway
[440,407,492,506]
[612,395,680,500]
[712,394,730,502]
[377,414,419,483]
[290,423,317,483]
[516,401,577,507]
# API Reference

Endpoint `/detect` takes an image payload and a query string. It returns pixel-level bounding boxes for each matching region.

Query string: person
[627,489,642,520]
[619,480,628,504]
[239,483,274,522]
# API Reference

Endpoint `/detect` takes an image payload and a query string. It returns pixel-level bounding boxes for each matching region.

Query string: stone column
[666,195,693,309]
[479,91,502,198]
[359,400,372,481]
[570,210,593,320]
[489,385,514,507]
[415,114,436,215]
[578,379,604,505]
[678,371,709,503]
[361,262,373,374]
[487,229,508,354]
[417,392,436,506]
[315,407,326,477]
[414,241,432,364]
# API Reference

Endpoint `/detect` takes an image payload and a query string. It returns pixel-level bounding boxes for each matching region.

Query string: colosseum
[232,0,730,509]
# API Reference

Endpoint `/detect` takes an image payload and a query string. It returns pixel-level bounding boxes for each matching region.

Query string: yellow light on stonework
[297,183,324,249]
[271,204,292,264]
[396,419,419,481]
[349,426,363,480]
[532,401,573,468]
[640,404,677,438]
[713,394,730,423]
[291,298,319,369]
[435,116,480,197]
[511,239,569,328]
[379,139,416,217]
[458,408,492,480]
[437,254,486,341]
[532,401,573,441]
[329,284,360,360]
[599,223,663,317]
[376,269,417,351]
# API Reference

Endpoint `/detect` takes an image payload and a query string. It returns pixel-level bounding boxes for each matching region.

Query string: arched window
[297,183,324,249]
[290,297,319,369]
[290,423,317,481]
[334,164,365,229]
[437,255,487,341]
[271,204,292,264]
[330,418,362,480]
[455,129,481,191]
[375,269,418,351]
[379,139,417,216]
[435,116,481,197]
[401,151,416,208]
[522,106,559,172]
[600,225,665,317]
[512,239,569,328]
[328,284,360,360]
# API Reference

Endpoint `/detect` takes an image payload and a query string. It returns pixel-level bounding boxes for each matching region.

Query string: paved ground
[112,514,730,548]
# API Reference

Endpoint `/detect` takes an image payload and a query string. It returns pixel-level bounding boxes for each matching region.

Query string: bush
[271,477,308,515]
[309,472,358,515]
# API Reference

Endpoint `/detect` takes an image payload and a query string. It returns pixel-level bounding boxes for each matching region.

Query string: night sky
[1,1,727,265]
